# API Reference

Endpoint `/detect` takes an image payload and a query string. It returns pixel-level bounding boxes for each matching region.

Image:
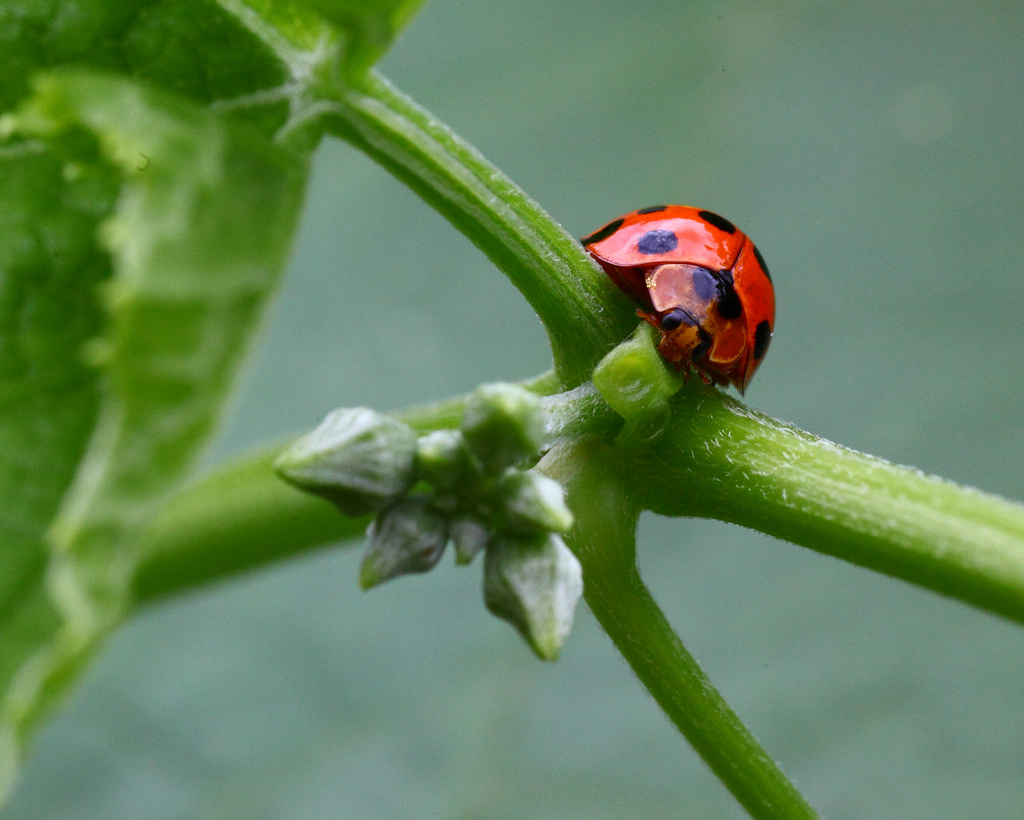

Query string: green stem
[136,376,1024,626]
[540,382,622,443]
[632,388,1024,623]
[131,446,362,605]
[546,440,820,820]
[318,71,636,388]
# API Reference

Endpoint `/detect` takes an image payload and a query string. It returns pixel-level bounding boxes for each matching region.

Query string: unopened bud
[497,471,573,534]
[416,429,480,490]
[360,496,448,589]
[483,532,583,661]
[461,383,544,472]
[592,324,679,424]
[275,408,417,516]
[449,515,490,565]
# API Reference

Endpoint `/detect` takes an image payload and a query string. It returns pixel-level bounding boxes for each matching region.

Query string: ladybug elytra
[582,205,775,394]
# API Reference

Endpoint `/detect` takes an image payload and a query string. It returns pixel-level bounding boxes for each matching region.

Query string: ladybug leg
[637,308,658,327]
[657,337,690,376]
[655,335,698,381]
[691,331,713,386]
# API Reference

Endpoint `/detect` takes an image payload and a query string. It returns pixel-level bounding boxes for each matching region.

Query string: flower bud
[483,532,583,661]
[360,496,448,589]
[497,470,574,534]
[275,408,417,516]
[415,429,480,491]
[461,383,544,472]
[449,514,490,565]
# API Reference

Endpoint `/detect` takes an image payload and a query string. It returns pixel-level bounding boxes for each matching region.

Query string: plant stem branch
[133,375,1023,816]
[545,440,820,820]
[632,389,1024,623]
[128,62,1024,818]
[131,446,361,605]
[318,71,637,387]
[136,376,1024,628]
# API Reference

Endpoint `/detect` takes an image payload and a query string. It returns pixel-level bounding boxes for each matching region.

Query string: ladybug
[582,205,775,394]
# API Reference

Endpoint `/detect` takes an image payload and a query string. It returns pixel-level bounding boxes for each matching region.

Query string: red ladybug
[582,205,775,394]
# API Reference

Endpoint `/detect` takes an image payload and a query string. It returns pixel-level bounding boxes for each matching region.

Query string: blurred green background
[8,1,1024,817]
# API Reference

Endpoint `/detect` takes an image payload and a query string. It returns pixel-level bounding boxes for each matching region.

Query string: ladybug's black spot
[752,244,772,283]
[698,210,736,234]
[581,218,624,246]
[636,205,669,214]
[753,320,772,360]
[637,229,678,255]
[692,268,717,301]
[716,284,742,320]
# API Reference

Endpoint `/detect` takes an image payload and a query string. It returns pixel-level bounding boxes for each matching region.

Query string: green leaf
[0,0,297,131]
[0,69,310,798]
[0,2,328,797]
[292,0,427,79]
[0,136,118,797]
